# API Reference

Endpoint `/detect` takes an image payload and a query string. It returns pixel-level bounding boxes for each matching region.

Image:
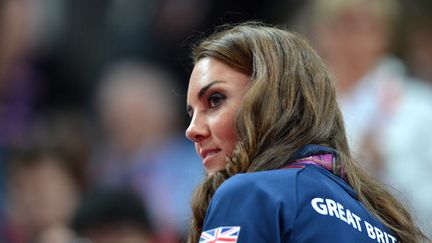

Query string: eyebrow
[198,80,224,99]
[186,80,224,114]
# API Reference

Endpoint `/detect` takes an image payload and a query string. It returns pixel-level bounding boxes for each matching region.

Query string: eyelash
[207,92,226,109]
[186,92,226,119]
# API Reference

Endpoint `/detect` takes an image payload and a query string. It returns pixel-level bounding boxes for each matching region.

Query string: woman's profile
[185,22,428,243]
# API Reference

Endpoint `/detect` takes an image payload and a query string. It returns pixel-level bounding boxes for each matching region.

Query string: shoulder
[203,166,397,242]
[215,166,336,198]
[210,166,339,213]
[214,167,304,200]
[202,166,349,242]
[202,168,307,242]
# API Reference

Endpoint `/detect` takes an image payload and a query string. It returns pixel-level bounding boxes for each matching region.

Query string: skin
[186,57,250,173]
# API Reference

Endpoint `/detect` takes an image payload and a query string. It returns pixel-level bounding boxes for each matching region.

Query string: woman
[185,22,427,243]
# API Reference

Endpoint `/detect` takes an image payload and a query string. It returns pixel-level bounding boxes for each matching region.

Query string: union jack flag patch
[199,226,241,243]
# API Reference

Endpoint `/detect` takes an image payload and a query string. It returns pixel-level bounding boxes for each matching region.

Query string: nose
[185,113,209,142]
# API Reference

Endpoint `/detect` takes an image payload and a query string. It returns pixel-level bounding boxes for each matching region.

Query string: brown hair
[188,22,426,243]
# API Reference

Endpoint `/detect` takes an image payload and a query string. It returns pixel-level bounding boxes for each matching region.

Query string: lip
[200,148,221,166]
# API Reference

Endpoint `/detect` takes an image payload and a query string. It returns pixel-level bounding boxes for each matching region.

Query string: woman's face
[186,57,250,173]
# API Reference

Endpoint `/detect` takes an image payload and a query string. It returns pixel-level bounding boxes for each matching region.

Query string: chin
[204,159,228,175]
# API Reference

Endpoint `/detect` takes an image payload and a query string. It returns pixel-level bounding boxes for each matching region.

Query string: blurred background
[0,0,431,242]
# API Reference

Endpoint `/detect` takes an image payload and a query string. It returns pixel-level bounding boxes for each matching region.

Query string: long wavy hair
[187,22,426,243]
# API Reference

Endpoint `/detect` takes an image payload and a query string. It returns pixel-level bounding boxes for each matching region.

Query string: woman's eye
[208,93,226,108]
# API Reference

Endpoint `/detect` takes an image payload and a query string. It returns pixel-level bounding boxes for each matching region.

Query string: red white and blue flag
[199,226,241,243]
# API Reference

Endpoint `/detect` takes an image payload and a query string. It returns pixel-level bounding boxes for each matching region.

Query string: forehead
[187,57,249,100]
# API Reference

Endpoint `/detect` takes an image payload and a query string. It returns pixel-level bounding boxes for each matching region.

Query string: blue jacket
[200,146,397,242]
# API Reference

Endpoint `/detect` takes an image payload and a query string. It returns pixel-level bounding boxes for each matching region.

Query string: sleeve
[200,172,297,243]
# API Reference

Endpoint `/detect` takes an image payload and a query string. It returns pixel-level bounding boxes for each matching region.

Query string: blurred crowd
[0,0,431,242]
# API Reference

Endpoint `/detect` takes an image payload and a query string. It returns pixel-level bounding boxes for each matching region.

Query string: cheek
[212,109,238,154]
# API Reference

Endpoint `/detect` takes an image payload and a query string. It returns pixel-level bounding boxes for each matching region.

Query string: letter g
[311,197,328,215]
